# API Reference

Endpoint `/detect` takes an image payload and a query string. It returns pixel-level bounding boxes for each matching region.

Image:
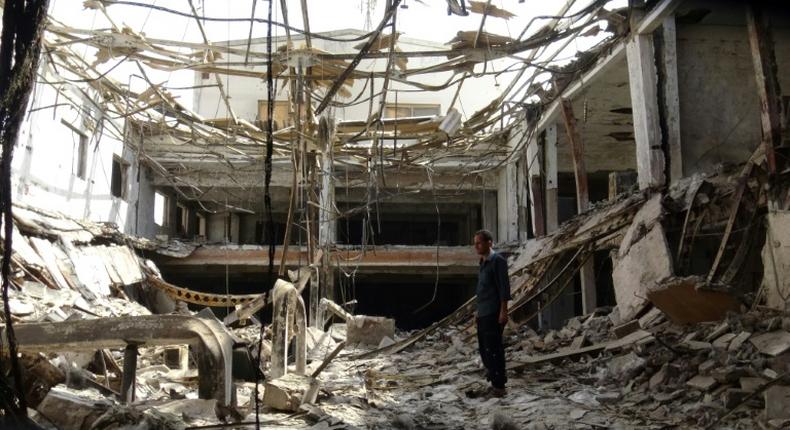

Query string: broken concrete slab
[765,385,790,420]
[646,276,741,324]
[347,315,396,346]
[613,320,641,339]
[740,377,767,393]
[687,375,718,391]
[712,333,738,349]
[613,221,673,322]
[750,331,790,356]
[606,352,646,381]
[36,387,112,430]
[728,332,752,352]
[262,373,319,412]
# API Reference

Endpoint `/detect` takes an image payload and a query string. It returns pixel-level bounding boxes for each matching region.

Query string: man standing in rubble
[474,229,511,397]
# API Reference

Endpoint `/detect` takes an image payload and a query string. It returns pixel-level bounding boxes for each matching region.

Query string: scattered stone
[378,336,395,348]
[722,389,750,409]
[711,366,747,384]
[606,352,647,382]
[687,375,718,391]
[569,409,587,420]
[741,377,768,392]
[751,331,790,356]
[764,386,790,420]
[347,316,396,346]
[638,307,665,329]
[649,365,670,389]
[698,359,717,375]
[613,320,641,339]
[764,369,780,379]
[263,373,318,412]
[569,335,587,350]
[705,322,731,342]
[728,332,752,352]
[596,392,622,404]
[36,387,112,430]
[712,333,737,349]
[685,340,712,351]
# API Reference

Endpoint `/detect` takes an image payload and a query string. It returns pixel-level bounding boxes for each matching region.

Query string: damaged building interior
[1,0,790,428]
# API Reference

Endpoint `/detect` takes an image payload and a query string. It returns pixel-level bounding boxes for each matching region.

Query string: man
[474,229,511,397]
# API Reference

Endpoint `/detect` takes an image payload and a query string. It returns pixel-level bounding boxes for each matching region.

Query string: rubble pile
[507,306,790,429]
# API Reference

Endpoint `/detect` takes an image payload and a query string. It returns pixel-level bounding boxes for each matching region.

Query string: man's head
[474,229,494,256]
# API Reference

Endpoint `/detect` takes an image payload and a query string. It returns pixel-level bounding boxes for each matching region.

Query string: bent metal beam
[2,315,234,405]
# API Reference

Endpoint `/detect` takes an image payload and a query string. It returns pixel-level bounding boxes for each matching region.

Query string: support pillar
[746,2,784,177]
[659,16,683,182]
[121,344,138,403]
[544,124,559,233]
[560,99,597,314]
[316,116,336,326]
[626,10,666,190]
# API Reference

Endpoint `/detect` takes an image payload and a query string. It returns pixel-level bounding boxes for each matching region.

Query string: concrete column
[626,10,666,189]
[544,124,559,233]
[316,116,336,325]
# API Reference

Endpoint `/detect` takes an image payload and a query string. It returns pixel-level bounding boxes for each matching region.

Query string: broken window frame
[384,103,441,119]
[110,156,129,200]
[61,119,89,180]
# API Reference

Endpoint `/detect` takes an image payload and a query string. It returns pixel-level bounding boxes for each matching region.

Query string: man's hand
[498,309,508,325]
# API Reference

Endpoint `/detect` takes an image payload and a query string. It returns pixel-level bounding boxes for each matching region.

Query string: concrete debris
[764,386,790,420]
[347,315,396,346]
[750,331,790,356]
[647,276,741,323]
[762,211,790,311]
[263,373,319,412]
[687,375,718,391]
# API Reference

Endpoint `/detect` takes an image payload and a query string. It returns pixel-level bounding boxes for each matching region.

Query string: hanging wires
[254,0,275,427]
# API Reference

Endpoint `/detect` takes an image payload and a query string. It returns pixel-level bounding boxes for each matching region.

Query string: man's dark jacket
[476,251,512,317]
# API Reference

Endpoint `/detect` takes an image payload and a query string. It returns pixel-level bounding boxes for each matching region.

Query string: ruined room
[1,0,790,428]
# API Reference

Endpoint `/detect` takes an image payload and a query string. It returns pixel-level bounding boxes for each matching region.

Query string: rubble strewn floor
[19,302,790,429]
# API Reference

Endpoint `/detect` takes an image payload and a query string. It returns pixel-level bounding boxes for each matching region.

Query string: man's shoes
[485,386,507,398]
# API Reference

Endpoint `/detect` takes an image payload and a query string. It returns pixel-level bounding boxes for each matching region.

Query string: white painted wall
[12,65,139,234]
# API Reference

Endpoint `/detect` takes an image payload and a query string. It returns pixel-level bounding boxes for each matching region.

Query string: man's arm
[499,300,509,324]
[496,256,512,324]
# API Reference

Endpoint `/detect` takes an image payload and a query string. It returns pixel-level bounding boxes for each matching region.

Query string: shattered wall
[12,74,141,235]
[676,10,790,175]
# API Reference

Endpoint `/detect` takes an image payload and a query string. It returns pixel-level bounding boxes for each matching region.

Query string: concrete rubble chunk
[741,377,767,392]
[347,315,396,346]
[684,340,712,351]
[687,375,718,391]
[705,322,730,342]
[765,386,790,420]
[712,333,738,349]
[613,213,673,322]
[36,387,112,430]
[762,211,790,311]
[649,364,671,389]
[262,373,319,412]
[647,276,741,324]
[728,332,752,352]
[606,352,646,382]
[613,320,641,339]
[750,331,790,356]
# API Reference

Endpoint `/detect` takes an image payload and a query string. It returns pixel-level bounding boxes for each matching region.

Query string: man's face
[474,234,492,256]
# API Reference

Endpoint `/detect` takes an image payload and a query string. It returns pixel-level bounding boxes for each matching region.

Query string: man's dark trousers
[476,314,506,389]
